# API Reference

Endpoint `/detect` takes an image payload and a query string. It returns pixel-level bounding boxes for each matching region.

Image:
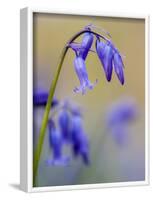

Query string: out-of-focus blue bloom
[58,109,70,142]
[107,99,137,126]
[111,125,128,146]
[70,112,90,165]
[33,90,58,107]
[96,39,113,81]
[106,98,138,146]
[46,119,70,166]
[79,32,94,60]
[73,56,97,94]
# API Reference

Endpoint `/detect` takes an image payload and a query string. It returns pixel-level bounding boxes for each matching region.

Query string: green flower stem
[33,47,68,186]
[33,29,109,186]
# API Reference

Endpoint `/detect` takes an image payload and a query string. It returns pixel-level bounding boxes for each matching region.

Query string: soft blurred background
[33,13,145,187]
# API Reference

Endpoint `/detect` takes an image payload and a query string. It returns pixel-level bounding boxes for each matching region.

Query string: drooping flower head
[68,25,125,95]
[46,119,70,166]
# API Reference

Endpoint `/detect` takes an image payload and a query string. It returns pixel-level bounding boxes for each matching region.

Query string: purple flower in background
[106,98,138,146]
[73,56,97,94]
[46,119,70,166]
[58,109,70,142]
[110,125,128,146]
[33,89,58,107]
[78,32,94,60]
[96,38,113,81]
[70,111,90,165]
[107,99,137,126]
[44,99,90,166]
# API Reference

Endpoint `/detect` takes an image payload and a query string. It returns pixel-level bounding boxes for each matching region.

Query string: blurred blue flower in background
[58,104,71,142]
[70,108,90,165]
[106,98,138,146]
[46,119,70,166]
[33,89,59,107]
[41,98,91,166]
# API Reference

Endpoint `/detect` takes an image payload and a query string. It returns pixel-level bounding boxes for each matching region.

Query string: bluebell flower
[106,98,138,146]
[46,119,70,166]
[33,89,58,107]
[96,38,113,81]
[78,32,94,60]
[70,111,90,165]
[68,25,125,94]
[58,109,70,142]
[73,56,97,94]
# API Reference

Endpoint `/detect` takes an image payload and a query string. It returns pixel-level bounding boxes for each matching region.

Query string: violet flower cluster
[106,98,138,146]
[68,25,125,95]
[34,90,90,166]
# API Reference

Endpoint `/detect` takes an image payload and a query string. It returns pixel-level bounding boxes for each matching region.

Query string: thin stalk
[33,29,109,186]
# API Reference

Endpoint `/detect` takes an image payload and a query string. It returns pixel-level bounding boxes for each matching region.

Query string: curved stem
[33,28,108,186]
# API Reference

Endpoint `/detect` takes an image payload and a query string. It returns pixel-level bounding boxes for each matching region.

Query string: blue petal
[48,119,63,152]
[70,115,90,165]
[58,110,70,141]
[74,56,97,94]
[79,33,94,60]
[96,39,113,81]
[113,52,124,85]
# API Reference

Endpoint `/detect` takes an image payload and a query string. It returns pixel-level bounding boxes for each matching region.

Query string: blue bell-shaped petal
[58,109,70,142]
[46,119,70,166]
[113,52,124,85]
[79,32,94,60]
[96,39,113,81]
[73,56,97,95]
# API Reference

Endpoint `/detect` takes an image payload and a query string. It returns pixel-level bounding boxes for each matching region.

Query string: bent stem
[33,29,109,186]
